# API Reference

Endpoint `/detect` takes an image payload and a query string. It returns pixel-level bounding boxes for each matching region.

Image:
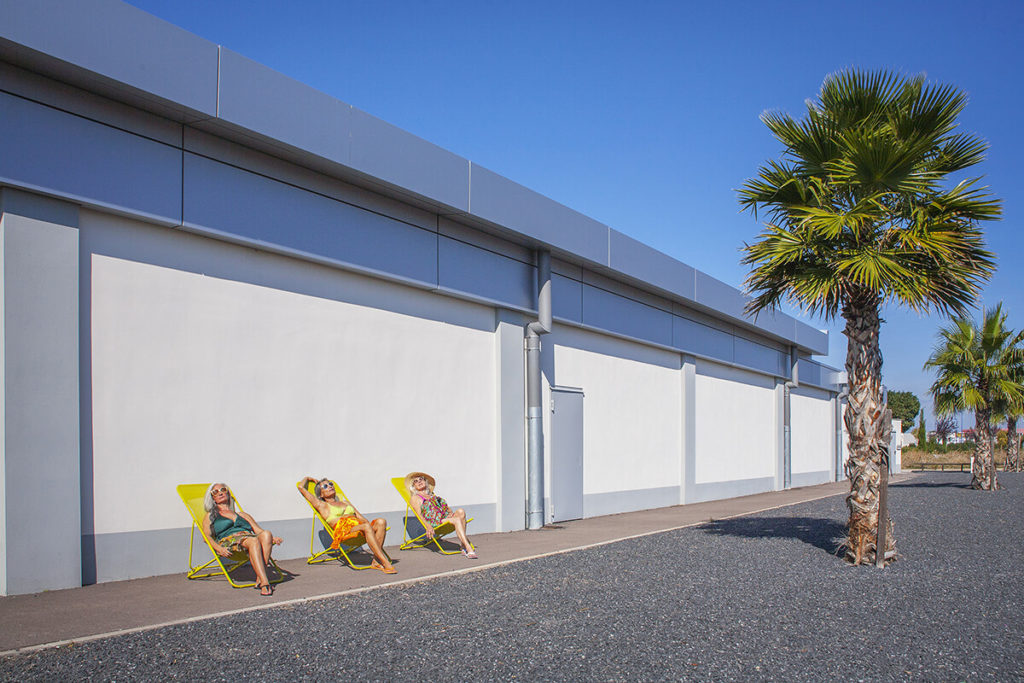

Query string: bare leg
[241,537,271,592]
[371,518,387,547]
[257,529,274,564]
[443,509,474,553]
[355,522,394,571]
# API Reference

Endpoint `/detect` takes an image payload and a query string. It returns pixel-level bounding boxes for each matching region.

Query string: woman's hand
[425,526,435,539]
[272,536,283,546]
[213,544,231,557]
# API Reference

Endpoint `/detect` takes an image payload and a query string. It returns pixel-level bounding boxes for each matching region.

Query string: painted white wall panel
[694,360,776,484]
[552,328,681,497]
[85,214,496,536]
[791,388,833,475]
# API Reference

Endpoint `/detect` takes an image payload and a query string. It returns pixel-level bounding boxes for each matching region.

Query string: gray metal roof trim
[0,0,218,119]
[0,0,827,354]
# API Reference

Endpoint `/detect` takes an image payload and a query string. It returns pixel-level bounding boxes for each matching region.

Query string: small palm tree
[925,304,1024,489]
[933,415,958,445]
[740,69,1000,565]
[1003,349,1024,472]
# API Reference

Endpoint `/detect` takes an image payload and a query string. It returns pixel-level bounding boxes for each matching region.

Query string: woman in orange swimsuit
[297,476,396,574]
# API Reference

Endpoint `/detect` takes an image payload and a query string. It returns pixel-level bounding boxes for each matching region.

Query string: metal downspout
[783,347,799,489]
[526,250,551,530]
[835,384,849,482]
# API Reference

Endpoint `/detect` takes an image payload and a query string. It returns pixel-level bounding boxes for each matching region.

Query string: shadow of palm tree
[699,516,846,555]
[890,481,971,489]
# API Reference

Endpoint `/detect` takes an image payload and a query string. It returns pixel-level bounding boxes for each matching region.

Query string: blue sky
[127,1,1023,429]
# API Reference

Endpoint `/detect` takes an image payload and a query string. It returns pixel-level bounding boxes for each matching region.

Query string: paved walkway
[0,476,904,655]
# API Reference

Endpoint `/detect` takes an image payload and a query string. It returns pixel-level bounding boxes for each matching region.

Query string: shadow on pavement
[699,516,846,555]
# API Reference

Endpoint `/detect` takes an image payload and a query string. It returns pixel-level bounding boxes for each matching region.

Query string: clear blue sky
[127,0,1023,429]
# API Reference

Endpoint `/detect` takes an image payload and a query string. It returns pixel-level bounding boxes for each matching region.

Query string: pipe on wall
[526,250,551,530]
[783,346,799,489]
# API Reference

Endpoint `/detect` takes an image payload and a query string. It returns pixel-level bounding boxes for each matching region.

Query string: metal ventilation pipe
[526,250,551,530]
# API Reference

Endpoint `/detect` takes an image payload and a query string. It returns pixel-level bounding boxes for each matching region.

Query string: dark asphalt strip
[2,472,1022,682]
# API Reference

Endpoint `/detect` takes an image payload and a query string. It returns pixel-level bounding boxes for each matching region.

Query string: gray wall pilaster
[680,354,696,504]
[0,188,80,595]
[495,308,526,531]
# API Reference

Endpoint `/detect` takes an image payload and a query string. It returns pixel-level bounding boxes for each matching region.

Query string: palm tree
[1003,347,1024,472]
[925,305,1024,489]
[933,415,958,445]
[739,69,1000,566]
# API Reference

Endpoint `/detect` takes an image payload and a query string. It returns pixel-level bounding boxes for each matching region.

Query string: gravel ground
[3,472,1023,682]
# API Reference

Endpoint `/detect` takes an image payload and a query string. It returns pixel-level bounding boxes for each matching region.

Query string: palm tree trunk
[1007,417,1020,472]
[972,407,999,489]
[842,292,896,566]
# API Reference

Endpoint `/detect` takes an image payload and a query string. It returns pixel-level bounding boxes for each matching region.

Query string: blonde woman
[405,471,477,558]
[202,483,282,596]
[297,476,396,574]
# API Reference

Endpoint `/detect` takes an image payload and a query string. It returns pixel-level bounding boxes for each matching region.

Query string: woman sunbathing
[202,482,282,596]
[405,471,477,558]
[297,476,396,574]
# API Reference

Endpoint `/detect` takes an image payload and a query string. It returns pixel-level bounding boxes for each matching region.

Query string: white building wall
[82,211,498,580]
[550,326,682,515]
[790,386,834,485]
[694,360,777,487]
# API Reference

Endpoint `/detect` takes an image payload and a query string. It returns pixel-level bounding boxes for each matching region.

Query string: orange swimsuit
[326,502,361,549]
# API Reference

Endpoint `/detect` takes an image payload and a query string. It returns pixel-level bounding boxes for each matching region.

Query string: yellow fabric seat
[297,479,391,569]
[390,477,473,554]
[176,483,284,588]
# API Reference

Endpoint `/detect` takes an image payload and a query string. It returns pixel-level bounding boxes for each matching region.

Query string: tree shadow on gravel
[699,517,846,555]
[889,481,972,489]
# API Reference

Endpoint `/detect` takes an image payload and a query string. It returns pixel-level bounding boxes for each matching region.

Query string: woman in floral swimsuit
[405,471,477,558]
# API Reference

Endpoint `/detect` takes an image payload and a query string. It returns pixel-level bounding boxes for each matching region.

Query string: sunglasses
[211,486,229,494]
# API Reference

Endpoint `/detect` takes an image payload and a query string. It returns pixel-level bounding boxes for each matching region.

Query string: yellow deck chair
[176,483,285,588]
[391,477,473,554]
[297,479,391,570]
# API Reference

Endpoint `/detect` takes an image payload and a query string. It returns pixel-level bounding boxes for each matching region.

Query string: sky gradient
[126,0,1024,430]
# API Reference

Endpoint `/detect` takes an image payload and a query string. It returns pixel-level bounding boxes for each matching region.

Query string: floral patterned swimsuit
[415,492,451,526]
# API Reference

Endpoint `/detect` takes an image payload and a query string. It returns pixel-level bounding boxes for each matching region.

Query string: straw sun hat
[404,471,435,493]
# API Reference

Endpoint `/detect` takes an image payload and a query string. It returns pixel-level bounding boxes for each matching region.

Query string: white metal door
[549,386,584,523]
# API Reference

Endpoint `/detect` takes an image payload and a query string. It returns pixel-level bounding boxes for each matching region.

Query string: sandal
[258,583,273,596]
[372,564,398,575]
[463,549,478,559]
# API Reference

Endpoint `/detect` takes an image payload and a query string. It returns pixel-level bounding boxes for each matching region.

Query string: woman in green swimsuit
[202,482,282,596]
[297,476,396,574]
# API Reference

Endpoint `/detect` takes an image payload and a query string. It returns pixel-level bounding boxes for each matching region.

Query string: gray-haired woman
[202,482,282,596]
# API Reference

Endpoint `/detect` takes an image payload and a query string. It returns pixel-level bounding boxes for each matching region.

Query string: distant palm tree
[740,69,1000,565]
[989,335,1024,472]
[925,304,1024,489]
[933,415,958,445]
